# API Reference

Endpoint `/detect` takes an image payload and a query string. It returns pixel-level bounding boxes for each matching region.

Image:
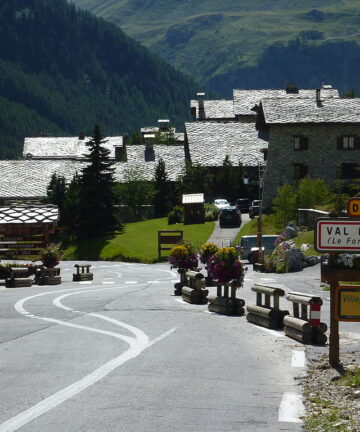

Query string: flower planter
[321,263,360,283]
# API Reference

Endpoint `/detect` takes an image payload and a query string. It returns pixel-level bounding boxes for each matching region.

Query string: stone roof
[0,205,58,224]
[190,99,235,120]
[233,88,339,116]
[23,136,124,160]
[260,97,360,124]
[0,145,185,198]
[185,122,268,167]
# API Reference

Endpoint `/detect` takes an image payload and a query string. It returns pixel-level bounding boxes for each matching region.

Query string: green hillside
[69,0,360,96]
[0,0,198,159]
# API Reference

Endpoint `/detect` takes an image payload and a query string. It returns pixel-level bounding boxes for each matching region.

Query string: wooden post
[257,216,264,264]
[328,253,340,367]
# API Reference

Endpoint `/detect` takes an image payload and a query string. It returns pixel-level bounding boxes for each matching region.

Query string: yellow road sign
[347,198,360,217]
[336,285,360,321]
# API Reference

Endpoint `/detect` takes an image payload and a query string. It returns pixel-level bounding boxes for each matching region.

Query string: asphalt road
[0,260,358,432]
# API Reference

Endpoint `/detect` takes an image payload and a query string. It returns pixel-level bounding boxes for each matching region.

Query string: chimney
[144,133,155,161]
[78,132,85,140]
[158,119,171,131]
[316,88,322,106]
[115,134,128,162]
[197,92,205,120]
[285,83,299,94]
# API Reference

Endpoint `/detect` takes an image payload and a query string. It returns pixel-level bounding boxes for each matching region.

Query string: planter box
[321,264,360,283]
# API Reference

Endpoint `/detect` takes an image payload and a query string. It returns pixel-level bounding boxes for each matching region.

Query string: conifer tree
[153,158,172,216]
[77,124,118,237]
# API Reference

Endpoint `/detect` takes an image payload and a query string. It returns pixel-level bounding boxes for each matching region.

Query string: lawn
[62,218,215,263]
[233,214,279,244]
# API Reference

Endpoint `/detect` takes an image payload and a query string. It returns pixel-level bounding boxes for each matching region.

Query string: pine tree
[45,173,66,224]
[77,124,118,237]
[153,158,172,217]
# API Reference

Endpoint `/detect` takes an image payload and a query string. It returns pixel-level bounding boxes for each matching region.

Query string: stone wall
[298,208,329,230]
[262,124,360,208]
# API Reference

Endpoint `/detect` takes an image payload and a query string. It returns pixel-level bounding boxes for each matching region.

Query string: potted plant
[41,244,62,268]
[168,242,198,295]
[199,242,219,285]
[207,247,245,284]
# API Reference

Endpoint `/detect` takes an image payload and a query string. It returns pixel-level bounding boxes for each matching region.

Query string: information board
[315,218,360,253]
[335,285,360,322]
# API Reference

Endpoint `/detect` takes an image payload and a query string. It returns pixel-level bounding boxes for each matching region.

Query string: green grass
[293,230,322,256]
[233,214,278,244]
[336,368,360,387]
[62,218,214,263]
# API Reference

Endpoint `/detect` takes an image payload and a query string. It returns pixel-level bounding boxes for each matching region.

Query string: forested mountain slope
[0,0,198,159]
[70,0,360,96]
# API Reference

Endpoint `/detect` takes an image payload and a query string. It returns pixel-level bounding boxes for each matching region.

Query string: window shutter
[355,136,360,150]
[337,137,343,150]
[301,137,309,150]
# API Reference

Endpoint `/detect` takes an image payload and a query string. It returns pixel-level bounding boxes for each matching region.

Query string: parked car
[219,206,242,228]
[238,234,278,263]
[213,199,230,209]
[249,199,261,218]
[235,198,251,213]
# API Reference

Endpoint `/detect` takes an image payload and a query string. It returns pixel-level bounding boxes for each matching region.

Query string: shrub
[204,203,220,221]
[167,206,183,224]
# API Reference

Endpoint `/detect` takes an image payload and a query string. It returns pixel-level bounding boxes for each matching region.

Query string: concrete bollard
[73,264,93,282]
[5,267,32,288]
[181,271,208,304]
[284,292,327,345]
[246,284,289,329]
[208,279,245,316]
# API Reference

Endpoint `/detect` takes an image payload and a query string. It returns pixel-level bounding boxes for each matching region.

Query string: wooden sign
[347,197,360,217]
[335,285,360,322]
[315,218,360,253]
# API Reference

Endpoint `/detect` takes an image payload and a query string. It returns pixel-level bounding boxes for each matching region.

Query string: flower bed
[207,247,245,284]
[168,242,198,270]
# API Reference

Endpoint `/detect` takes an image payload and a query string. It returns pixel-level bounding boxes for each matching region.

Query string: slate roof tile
[0,205,59,224]
[190,99,235,119]
[233,88,339,116]
[261,97,360,124]
[185,122,268,167]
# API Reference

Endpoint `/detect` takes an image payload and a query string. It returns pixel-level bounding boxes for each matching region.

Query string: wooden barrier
[158,230,183,259]
[73,264,93,282]
[208,279,245,316]
[5,267,32,288]
[181,271,208,304]
[246,284,289,329]
[284,292,327,345]
[40,267,61,285]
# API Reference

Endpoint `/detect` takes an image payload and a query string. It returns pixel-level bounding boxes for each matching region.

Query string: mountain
[69,0,360,96]
[0,0,198,159]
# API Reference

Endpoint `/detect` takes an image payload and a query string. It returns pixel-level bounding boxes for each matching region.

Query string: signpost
[315,200,360,367]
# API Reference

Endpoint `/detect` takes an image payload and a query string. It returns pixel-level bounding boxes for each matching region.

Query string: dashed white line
[254,326,286,338]
[102,281,115,285]
[278,392,305,423]
[147,280,160,284]
[79,281,92,285]
[291,350,306,368]
[125,281,137,284]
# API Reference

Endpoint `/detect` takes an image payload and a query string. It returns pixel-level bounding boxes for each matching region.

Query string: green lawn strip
[293,230,323,256]
[62,218,215,263]
[233,214,279,244]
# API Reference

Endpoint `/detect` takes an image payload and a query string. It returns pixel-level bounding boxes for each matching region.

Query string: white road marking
[102,281,115,285]
[79,281,92,285]
[147,280,160,284]
[254,326,286,338]
[278,392,305,423]
[174,298,187,304]
[291,350,306,368]
[125,281,137,284]
[4,287,178,432]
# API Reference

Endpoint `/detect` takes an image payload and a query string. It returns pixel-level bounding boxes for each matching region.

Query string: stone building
[258,94,360,208]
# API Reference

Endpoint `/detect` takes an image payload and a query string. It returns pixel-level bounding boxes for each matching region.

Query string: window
[294,136,308,151]
[338,163,360,179]
[293,163,308,180]
[337,136,359,150]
